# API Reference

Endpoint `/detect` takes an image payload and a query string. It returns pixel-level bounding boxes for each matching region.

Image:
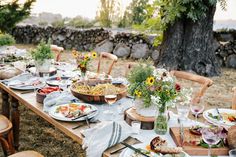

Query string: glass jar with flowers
[128,65,183,134]
[72,49,97,79]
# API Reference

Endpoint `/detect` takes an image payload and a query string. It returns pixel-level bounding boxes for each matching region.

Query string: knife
[178,118,184,146]
[121,142,150,157]
[72,110,97,121]
[216,108,223,121]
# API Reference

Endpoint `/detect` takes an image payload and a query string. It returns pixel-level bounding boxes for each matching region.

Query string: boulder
[94,39,114,53]
[151,49,160,60]
[226,54,236,68]
[113,43,130,58]
[131,44,150,59]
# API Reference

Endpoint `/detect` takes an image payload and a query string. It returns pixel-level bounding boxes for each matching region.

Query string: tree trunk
[156,5,220,76]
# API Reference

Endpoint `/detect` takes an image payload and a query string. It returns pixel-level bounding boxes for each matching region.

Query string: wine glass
[103,86,117,120]
[201,127,221,157]
[190,103,205,123]
[177,103,190,121]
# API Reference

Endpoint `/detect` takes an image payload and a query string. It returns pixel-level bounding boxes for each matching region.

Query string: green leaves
[0,0,35,33]
[0,33,15,46]
[30,40,54,62]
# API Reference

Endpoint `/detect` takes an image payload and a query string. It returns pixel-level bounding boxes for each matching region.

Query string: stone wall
[11,25,110,51]
[11,25,236,68]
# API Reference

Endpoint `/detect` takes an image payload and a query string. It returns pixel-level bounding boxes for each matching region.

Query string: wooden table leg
[1,89,10,118]
[10,96,20,150]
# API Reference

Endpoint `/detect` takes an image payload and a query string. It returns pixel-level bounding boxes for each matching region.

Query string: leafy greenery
[96,0,121,27]
[67,16,95,28]
[199,139,224,148]
[30,40,53,62]
[52,20,65,28]
[0,33,15,46]
[0,0,35,33]
[136,0,226,46]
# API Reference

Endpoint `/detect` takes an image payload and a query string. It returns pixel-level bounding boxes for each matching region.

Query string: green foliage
[38,21,48,26]
[136,0,227,46]
[67,16,95,28]
[0,0,35,33]
[52,20,65,28]
[0,33,15,46]
[30,40,53,62]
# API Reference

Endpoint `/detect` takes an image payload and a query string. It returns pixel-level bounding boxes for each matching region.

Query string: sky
[22,0,236,20]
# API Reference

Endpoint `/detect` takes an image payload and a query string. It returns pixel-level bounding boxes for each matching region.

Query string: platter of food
[36,87,62,103]
[203,108,236,127]
[8,78,45,90]
[119,136,189,157]
[48,103,98,122]
[170,127,229,156]
[70,82,127,103]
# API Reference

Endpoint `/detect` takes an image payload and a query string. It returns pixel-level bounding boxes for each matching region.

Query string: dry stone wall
[11,25,236,69]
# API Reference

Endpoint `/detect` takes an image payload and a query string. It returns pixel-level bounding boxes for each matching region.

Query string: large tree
[145,0,226,76]
[0,0,35,33]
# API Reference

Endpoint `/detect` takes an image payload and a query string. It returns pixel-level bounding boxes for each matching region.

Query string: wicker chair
[9,151,44,157]
[50,45,64,62]
[232,87,236,110]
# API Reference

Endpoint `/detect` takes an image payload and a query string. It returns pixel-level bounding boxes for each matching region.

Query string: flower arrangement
[128,64,185,109]
[72,49,97,75]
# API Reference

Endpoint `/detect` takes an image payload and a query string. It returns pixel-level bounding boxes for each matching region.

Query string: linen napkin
[43,91,79,112]
[82,121,133,157]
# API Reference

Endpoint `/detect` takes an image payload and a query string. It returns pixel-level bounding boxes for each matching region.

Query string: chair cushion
[9,151,44,157]
[0,115,11,132]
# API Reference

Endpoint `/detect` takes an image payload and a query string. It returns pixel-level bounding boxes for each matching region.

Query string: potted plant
[128,64,191,134]
[30,40,54,73]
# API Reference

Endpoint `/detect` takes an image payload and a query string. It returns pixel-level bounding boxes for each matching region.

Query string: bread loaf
[0,67,22,80]
[227,125,236,149]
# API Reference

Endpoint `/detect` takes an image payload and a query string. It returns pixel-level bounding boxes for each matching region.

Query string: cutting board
[170,127,229,156]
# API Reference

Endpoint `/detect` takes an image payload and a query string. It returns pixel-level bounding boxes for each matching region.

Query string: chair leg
[0,130,15,156]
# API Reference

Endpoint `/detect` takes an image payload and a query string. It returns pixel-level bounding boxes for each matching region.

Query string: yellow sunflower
[134,90,142,98]
[84,54,90,60]
[91,51,97,59]
[72,50,79,58]
[146,76,155,86]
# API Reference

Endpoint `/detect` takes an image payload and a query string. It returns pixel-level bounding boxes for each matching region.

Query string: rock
[151,49,160,60]
[213,39,220,52]
[131,44,150,59]
[218,33,234,42]
[94,39,114,53]
[226,54,236,68]
[113,43,130,58]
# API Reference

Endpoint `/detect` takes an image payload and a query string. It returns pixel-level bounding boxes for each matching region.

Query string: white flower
[151,95,161,106]
[163,76,174,82]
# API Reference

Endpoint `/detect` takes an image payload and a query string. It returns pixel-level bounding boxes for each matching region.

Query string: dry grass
[0,44,235,157]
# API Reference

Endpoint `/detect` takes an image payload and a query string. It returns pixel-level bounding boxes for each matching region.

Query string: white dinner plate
[203,108,236,127]
[119,143,190,157]
[48,103,98,122]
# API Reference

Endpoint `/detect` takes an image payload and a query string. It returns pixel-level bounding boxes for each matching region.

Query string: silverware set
[72,117,99,130]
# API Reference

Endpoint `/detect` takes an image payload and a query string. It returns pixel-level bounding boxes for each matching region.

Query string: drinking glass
[177,103,190,121]
[190,103,205,123]
[103,86,117,120]
[201,128,221,157]
[229,149,236,157]
[131,121,141,134]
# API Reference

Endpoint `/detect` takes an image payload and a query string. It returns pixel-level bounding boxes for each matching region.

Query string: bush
[52,20,65,28]
[0,33,15,46]
[67,16,95,28]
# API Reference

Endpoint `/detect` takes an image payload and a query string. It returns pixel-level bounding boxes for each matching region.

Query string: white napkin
[82,121,133,157]
[43,91,79,112]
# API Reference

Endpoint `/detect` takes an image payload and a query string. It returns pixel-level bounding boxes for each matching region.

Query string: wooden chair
[97,52,118,75]
[9,151,44,157]
[0,114,15,156]
[170,70,213,104]
[50,45,64,62]
[232,87,236,110]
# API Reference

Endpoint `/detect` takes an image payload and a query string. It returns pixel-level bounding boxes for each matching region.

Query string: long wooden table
[0,82,122,157]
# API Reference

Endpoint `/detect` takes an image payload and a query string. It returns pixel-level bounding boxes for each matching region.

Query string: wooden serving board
[170,127,229,156]
[124,107,155,130]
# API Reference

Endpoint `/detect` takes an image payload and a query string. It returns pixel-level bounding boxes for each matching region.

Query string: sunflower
[84,54,90,60]
[72,50,79,58]
[91,51,97,59]
[146,76,155,86]
[134,90,142,98]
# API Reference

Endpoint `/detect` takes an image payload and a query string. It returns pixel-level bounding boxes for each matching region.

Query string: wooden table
[0,82,123,157]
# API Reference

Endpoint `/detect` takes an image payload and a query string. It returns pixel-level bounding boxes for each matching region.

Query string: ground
[0,44,236,157]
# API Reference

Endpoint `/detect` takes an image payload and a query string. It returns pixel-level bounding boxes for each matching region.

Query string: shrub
[0,33,15,46]
[52,20,65,28]
[67,16,95,28]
